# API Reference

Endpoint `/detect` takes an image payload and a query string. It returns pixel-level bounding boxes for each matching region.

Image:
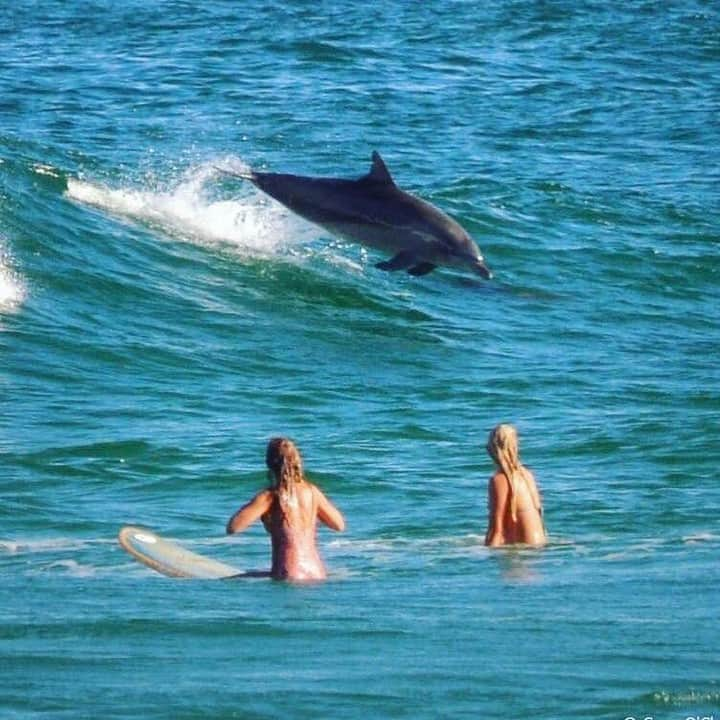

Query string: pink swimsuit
[266,492,327,581]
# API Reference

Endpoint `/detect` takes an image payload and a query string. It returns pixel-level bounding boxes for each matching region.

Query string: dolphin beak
[474,259,493,280]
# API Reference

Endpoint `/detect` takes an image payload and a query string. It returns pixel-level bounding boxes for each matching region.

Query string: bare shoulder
[296,481,316,500]
[311,483,340,507]
[308,483,331,506]
[490,471,509,490]
[255,488,275,503]
[307,481,324,496]
[311,482,345,531]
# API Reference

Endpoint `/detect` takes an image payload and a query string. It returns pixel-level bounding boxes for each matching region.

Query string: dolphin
[220,151,492,279]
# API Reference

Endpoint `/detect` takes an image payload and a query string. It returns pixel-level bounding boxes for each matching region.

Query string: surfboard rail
[118,525,245,579]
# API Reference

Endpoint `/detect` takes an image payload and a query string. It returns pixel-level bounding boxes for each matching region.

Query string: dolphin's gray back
[248,172,373,225]
[250,170,457,243]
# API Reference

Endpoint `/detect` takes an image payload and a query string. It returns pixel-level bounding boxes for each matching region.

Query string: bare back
[485,468,546,547]
[265,483,326,580]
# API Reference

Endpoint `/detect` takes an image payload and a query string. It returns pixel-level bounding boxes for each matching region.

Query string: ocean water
[2,1,719,718]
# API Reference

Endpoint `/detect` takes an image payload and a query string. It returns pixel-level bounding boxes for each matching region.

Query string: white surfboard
[118,526,249,579]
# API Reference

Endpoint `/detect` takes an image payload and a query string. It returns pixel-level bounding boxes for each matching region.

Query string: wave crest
[65,158,317,258]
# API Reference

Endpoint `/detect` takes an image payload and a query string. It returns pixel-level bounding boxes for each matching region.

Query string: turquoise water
[2,2,719,718]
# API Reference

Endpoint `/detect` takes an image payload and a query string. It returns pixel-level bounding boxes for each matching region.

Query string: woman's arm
[226,490,274,534]
[484,473,509,547]
[314,486,346,532]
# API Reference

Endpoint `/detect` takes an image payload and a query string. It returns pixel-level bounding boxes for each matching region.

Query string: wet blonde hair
[486,424,525,522]
[265,437,305,515]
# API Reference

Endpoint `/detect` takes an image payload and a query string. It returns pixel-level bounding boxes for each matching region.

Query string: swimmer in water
[226,437,346,581]
[484,424,547,547]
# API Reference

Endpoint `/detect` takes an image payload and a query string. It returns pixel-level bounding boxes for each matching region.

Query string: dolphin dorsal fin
[365,151,395,186]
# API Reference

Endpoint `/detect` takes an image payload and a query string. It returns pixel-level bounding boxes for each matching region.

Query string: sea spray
[65,159,317,259]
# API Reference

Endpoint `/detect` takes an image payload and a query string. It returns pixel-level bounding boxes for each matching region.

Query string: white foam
[32,163,62,178]
[65,158,319,260]
[682,531,719,544]
[39,559,98,578]
[0,537,109,554]
[0,246,26,313]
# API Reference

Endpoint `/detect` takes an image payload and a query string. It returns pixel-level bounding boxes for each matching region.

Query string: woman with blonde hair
[484,424,546,547]
[226,437,345,581]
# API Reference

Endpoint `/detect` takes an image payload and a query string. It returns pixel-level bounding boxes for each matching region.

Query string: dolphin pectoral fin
[407,262,437,276]
[375,251,417,272]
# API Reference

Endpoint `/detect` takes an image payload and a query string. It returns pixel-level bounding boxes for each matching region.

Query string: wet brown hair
[265,437,305,514]
[486,424,525,522]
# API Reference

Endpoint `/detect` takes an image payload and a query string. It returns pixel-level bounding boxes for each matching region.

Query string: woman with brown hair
[484,424,546,547]
[226,437,345,581]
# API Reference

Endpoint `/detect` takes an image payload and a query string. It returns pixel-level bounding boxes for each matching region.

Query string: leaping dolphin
[220,151,492,279]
